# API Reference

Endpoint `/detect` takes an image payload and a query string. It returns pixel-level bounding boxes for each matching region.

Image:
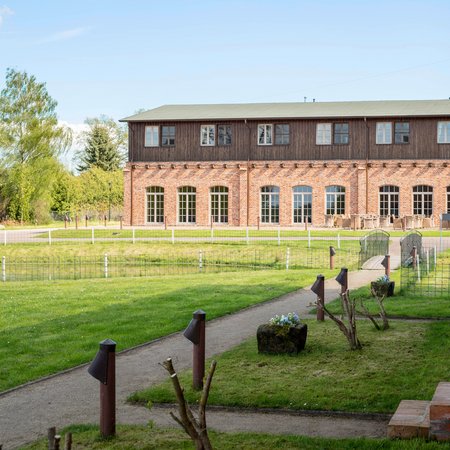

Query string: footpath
[0,257,395,449]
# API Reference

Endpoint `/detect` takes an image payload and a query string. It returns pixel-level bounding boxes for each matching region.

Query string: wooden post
[75,215,78,230]
[384,254,391,277]
[120,216,123,230]
[54,435,61,450]
[257,216,260,231]
[64,433,72,450]
[47,427,56,450]
[64,217,67,229]
[164,215,167,231]
[85,215,88,228]
[329,246,335,270]
[104,215,107,227]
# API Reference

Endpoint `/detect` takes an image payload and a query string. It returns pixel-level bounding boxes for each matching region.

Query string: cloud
[0,5,13,27]
[37,27,89,44]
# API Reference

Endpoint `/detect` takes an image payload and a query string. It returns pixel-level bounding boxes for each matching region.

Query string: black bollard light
[311,274,325,321]
[381,254,390,277]
[329,246,336,270]
[88,338,116,437]
[183,310,206,390]
[336,267,348,294]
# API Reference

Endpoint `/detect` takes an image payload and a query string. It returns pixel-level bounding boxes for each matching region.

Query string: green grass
[0,269,327,392]
[132,320,450,414]
[321,269,450,318]
[21,423,450,449]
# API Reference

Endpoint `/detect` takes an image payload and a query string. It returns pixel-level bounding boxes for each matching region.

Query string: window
[145,126,159,147]
[326,186,345,215]
[316,123,332,145]
[161,126,175,146]
[200,125,215,146]
[413,185,433,217]
[394,122,409,144]
[146,187,164,223]
[333,123,349,144]
[376,122,392,144]
[178,186,196,223]
[275,124,290,145]
[293,186,312,224]
[258,124,273,145]
[260,186,279,223]
[447,187,450,213]
[379,185,399,219]
[210,186,228,224]
[218,125,232,145]
[438,121,450,143]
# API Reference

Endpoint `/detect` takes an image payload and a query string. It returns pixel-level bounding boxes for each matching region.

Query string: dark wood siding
[128,117,450,162]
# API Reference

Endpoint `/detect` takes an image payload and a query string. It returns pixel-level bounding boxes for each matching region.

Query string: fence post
[308,230,311,248]
[48,230,52,246]
[246,227,249,245]
[75,215,79,230]
[104,254,108,278]
[417,254,421,282]
[337,232,341,249]
[434,246,437,268]
[286,247,290,270]
[171,228,175,244]
[4,229,6,246]
[120,216,123,230]
[278,228,281,246]
[426,249,430,274]
[2,256,5,282]
[199,250,203,272]
[132,227,136,244]
[211,227,214,243]
[91,227,95,245]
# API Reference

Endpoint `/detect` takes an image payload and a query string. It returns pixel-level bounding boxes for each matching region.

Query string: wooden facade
[128,117,450,163]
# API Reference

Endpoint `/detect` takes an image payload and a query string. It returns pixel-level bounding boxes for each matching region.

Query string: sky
[1,0,450,166]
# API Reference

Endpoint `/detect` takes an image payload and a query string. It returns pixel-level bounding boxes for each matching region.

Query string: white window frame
[258,124,273,145]
[325,186,346,215]
[260,186,280,224]
[145,187,164,224]
[209,186,229,224]
[292,186,313,224]
[144,126,159,147]
[316,123,332,145]
[376,122,392,144]
[438,121,450,144]
[177,187,196,224]
[200,125,215,146]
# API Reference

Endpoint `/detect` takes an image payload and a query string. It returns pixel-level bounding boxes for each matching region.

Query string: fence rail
[0,227,360,246]
[0,247,360,282]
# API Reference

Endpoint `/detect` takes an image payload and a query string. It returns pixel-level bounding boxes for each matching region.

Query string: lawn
[321,268,450,318]
[0,269,327,392]
[132,320,450,414]
[22,424,450,450]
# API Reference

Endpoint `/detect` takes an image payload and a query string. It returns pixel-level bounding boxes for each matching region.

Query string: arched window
[210,186,228,224]
[260,186,280,224]
[379,185,399,218]
[326,186,345,215]
[293,186,312,224]
[146,187,164,223]
[413,185,433,217]
[178,186,196,223]
[447,186,450,213]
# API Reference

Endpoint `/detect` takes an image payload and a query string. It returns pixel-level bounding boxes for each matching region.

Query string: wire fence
[400,246,450,297]
[0,247,360,282]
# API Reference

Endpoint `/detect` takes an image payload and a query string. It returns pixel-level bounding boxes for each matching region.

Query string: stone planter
[371,281,395,297]
[257,323,308,355]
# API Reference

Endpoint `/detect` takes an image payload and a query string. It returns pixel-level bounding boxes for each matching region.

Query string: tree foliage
[77,116,126,172]
[0,68,72,222]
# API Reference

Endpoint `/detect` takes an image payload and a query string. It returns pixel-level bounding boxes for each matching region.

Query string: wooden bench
[430,382,450,441]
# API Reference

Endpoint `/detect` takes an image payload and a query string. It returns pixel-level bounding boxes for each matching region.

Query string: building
[120,100,450,227]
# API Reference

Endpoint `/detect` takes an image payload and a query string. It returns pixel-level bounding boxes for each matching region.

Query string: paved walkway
[0,265,390,449]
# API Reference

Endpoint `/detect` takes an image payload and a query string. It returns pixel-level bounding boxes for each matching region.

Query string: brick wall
[123,160,450,227]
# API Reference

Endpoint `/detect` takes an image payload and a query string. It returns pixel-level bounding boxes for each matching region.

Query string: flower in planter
[375,274,390,284]
[269,312,301,327]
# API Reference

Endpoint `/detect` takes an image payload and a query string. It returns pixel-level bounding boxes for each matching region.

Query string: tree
[0,68,72,222]
[76,116,127,172]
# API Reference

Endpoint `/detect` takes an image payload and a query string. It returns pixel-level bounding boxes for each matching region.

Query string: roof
[120,99,450,122]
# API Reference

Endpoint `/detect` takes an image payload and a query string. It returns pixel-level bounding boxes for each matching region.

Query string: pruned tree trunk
[321,290,362,350]
[357,289,389,330]
[162,357,216,450]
